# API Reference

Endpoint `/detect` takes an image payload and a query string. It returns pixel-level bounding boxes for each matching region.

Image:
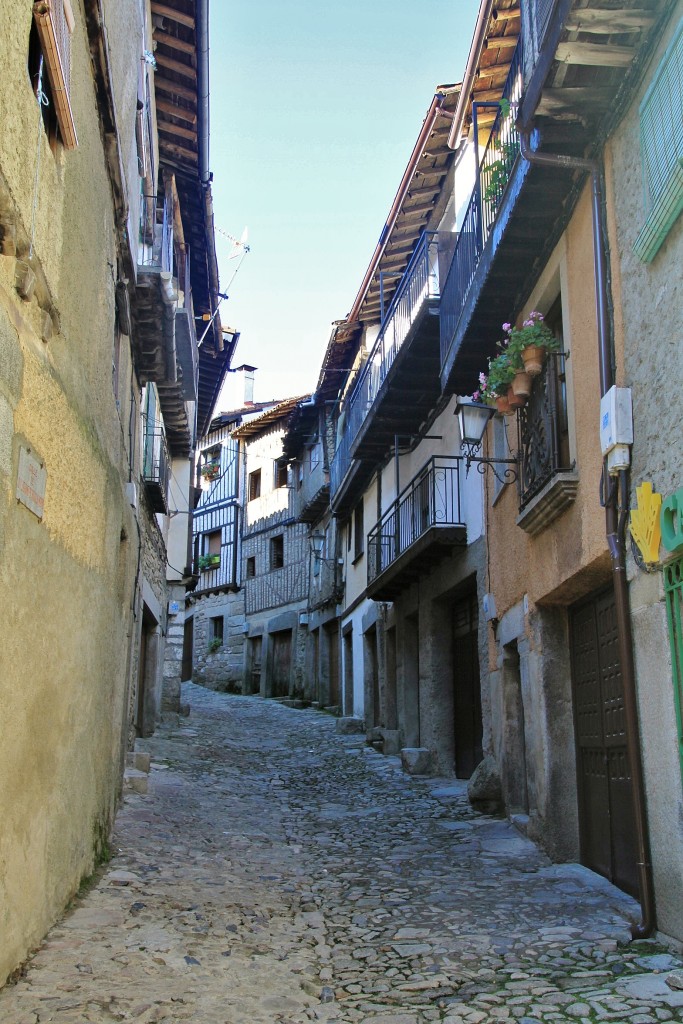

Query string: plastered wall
[0,0,144,984]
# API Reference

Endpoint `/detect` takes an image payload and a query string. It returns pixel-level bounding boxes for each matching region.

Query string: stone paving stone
[1,685,682,1023]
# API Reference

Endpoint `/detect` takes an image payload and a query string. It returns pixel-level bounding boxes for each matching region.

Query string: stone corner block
[382,730,401,756]
[401,747,433,775]
[335,716,365,735]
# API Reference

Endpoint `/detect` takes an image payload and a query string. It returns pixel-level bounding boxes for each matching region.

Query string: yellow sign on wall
[630,481,662,564]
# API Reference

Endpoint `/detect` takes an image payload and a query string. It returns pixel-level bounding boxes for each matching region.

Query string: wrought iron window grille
[517,351,574,510]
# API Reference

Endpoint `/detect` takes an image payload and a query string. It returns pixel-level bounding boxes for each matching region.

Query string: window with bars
[633,18,683,262]
[664,556,683,785]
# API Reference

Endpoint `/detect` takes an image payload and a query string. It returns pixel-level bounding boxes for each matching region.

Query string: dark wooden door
[453,592,483,778]
[327,626,340,708]
[249,636,262,695]
[271,631,292,698]
[181,615,193,682]
[570,589,638,896]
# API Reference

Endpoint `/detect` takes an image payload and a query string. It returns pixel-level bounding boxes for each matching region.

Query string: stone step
[123,768,148,795]
[126,750,151,773]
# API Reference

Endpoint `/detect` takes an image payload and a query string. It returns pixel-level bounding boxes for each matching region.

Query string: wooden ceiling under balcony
[151,1,200,176]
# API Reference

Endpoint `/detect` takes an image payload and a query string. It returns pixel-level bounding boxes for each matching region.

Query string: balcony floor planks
[367,524,467,602]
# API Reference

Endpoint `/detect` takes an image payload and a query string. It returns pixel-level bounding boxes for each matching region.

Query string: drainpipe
[447,0,496,150]
[197,0,210,185]
[519,130,655,939]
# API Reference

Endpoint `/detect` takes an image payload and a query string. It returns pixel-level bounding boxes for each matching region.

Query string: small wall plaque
[16,446,47,520]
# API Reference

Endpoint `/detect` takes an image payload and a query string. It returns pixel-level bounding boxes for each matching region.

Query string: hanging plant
[501,312,559,377]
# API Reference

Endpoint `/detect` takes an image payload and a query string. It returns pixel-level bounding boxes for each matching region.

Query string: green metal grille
[634,18,683,261]
[664,556,683,784]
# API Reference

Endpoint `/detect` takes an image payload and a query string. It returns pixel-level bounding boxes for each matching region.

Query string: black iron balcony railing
[517,352,573,510]
[367,456,464,586]
[440,39,524,367]
[141,420,170,514]
[330,232,440,500]
[345,232,440,453]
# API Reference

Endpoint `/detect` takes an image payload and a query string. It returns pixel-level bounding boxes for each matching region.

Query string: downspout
[447,0,495,150]
[519,130,655,939]
[196,0,210,186]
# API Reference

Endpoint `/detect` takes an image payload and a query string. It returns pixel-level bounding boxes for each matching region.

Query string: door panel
[453,592,483,779]
[571,589,637,896]
[271,631,292,698]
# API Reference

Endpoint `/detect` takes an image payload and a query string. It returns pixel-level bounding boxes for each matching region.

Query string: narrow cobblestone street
[2,684,682,1024]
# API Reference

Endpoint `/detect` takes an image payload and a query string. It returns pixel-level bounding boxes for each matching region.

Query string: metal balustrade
[330,232,440,501]
[367,457,465,585]
[344,232,440,454]
[440,39,524,367]
[141,420,170,513]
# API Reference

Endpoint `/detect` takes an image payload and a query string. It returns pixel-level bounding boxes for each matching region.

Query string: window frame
[248,468,261,501]
[270,534,284,571]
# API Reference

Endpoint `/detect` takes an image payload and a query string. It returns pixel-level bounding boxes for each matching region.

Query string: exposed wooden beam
[490,6,520,21]
[406,183,440,197]
[537,87,612,116]
[564,9,655,34]
[555,41,636,67]
[159,139,198,164]
[158,119,197,143]
[155,75,197,103]
[485,34,520,49]
[153,29,196,55]
[155,52,197,81]
[477,60,512,80]
[151,2,195,29]
[156,97,197,124]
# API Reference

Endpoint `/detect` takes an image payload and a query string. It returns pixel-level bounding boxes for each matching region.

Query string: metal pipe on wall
[519,130,655,938]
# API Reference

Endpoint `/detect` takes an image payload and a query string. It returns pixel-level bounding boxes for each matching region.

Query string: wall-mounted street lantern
[454,399,519,484]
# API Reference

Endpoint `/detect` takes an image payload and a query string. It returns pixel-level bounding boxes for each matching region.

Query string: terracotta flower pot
[496,394,511,414]
[511,369,532,398]
[521,344,546,377]
[507,385,525,409]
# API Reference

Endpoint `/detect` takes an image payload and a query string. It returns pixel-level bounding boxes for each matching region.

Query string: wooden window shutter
[32,0,78,150]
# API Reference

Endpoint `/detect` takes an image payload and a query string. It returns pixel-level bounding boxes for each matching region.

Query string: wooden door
[271,631,292,698]
[452,592,483,779]
[570,589,638,896]
[249,636,262,695]
[181,615,193,682]
[327,626,340,708]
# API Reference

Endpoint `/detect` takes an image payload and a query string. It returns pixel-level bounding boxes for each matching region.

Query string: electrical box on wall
[600,386,633,475]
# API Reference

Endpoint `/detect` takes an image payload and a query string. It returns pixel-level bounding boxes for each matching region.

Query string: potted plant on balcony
[198,553,221,571]
[201,462,220,481]
[480,353,517,414]
[502,311,559,378]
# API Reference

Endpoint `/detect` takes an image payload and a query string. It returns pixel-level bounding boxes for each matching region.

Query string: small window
[270,534,284,570]
[346,517,352,552]
[246,556,256,578]
[205,530,221,556]
[248,469,261,501]
[353,501,364,561]
[29,0,78,150]
[275,458,288,488]
[210,616,224,641]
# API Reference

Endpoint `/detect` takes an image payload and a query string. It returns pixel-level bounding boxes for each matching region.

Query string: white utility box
[600,386,633,474]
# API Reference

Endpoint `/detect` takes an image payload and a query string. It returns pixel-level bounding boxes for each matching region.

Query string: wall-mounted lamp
[454,399,519,484]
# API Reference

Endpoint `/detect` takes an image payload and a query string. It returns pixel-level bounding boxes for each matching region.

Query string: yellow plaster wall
[487,184,611,643]
[0,0,141,985]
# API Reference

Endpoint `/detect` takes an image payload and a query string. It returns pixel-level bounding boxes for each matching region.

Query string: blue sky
[209,0,481,406]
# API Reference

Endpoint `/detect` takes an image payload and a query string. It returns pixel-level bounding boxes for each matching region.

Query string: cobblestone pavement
[2,684,682,1024]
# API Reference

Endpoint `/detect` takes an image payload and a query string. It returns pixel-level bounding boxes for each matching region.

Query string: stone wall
[192,589,247,692]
